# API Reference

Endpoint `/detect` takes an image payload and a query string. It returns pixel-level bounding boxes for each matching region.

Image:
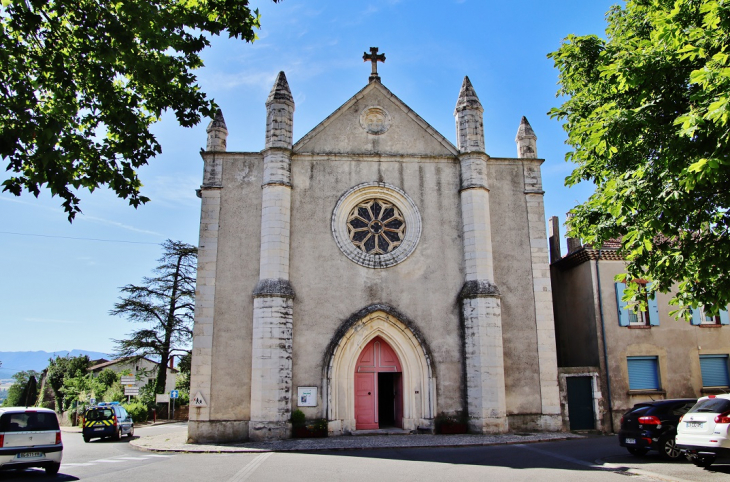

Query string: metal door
[566,376,595,430]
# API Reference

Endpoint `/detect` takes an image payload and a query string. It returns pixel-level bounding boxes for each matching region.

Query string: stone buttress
[188,110,227,441]
[454,77,508,433]
[249,72,296,441]
[516,117,562,429]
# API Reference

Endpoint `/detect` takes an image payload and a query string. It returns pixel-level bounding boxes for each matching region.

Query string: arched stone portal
[324,308,436,434]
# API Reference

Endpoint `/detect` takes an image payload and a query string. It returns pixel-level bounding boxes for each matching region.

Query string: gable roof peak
[267,71,294,106]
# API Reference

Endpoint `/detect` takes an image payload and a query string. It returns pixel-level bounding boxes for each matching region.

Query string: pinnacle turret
[515,116,537,158]
[454,76,485,153]
[266,71,294,107]
[454,76,483,114]
[265,71,295,149]
[206,109,228,152]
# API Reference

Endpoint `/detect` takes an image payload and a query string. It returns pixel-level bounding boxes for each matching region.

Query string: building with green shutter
[548,218,730,432]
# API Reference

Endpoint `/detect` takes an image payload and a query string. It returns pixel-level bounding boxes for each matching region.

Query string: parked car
[82,402,134,443]
[676,394,730,467]
[618,398,697,460]
[0,407,63,475]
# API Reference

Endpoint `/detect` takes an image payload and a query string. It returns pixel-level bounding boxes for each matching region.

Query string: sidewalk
[130,429,583,454]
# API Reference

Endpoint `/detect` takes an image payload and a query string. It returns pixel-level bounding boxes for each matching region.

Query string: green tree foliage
[95,368,118,389]
[122,401,149,423]
[46,355,89,411]
[175,352,191,393]
[0,0,280,220]
[2,370,40,407]
[111,240,196,395]
[550,0,730,317]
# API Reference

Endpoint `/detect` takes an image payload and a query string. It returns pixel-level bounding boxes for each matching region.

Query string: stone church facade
[188,59,561,443]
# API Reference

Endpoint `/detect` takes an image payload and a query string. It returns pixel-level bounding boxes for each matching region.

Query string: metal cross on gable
[363,47,385,82]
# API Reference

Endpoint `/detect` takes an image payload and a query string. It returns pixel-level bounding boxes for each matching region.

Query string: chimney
[548,216,562,263]
[565,212,582,253]
[169,356,174,369]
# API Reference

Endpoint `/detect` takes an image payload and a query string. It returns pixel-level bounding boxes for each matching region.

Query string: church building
[188,49,562,443]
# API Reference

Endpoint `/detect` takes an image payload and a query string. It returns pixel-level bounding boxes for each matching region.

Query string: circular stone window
[332,183,421,268]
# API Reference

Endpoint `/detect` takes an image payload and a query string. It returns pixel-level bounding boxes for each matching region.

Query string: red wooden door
[354,337,402,430]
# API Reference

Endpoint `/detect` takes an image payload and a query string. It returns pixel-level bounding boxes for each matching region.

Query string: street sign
[156,394,170,403]
[170,390,179,399]
[124,386,139,396]
[89,398,96,406]
[121,376,136,386]
[191,391,207,407]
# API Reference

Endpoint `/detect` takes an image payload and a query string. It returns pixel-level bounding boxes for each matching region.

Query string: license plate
[94,427,105,431]
[17,452,43,459]
[625,438,636,444]
[687,422,704,428]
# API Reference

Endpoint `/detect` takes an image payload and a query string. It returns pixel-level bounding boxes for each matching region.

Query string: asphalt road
[1,423,729,481]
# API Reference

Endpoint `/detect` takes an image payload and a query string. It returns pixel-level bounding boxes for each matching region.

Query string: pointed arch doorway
[324,308,436,434]
[354,336,403,430]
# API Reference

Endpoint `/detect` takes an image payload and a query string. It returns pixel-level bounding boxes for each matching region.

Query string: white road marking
[114,456,153,460]
[91,459,126,463]
[227,452,273,482]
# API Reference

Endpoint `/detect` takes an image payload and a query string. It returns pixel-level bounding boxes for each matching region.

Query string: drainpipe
[595,249,615,433]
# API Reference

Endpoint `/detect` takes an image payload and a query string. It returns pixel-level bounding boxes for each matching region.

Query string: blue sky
[0,0,618,355]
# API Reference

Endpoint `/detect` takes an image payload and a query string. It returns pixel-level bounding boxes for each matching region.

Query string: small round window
[332,183,421,268]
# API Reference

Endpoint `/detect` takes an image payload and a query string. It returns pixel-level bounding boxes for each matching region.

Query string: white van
[0,407,63,475]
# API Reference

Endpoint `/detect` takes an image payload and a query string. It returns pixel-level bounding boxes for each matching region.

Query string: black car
[81,402,134,443]
[619,398,697,460]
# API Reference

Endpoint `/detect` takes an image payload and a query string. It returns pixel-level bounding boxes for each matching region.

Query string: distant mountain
[0,350,112,380]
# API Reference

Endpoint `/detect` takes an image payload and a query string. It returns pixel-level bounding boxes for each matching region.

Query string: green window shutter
[647,282,660,326]
[615,282,629,327]
[690,308,702,325]
[720,308,730,325]
[699,355,730,387]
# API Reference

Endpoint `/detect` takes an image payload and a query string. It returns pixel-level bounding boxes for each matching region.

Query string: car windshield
[688,398,730,414]
[0,412,60,432]
[85,409,114,420]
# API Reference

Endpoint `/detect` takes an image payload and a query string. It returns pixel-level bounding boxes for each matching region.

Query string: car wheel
[45,462,61,475]
[83,435,90,443]
[127,426,134,438]
[692,455,716,468]
[112,428,121,441]
[659,434,682,460]
[627,447,649,456]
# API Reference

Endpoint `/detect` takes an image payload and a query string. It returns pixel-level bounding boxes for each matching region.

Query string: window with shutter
[615,281,658,327]
[691,306,730,326]
[699,355,730,387]
[627,356,661,390]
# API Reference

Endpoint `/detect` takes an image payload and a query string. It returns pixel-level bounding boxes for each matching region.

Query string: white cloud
[80,215,164,237]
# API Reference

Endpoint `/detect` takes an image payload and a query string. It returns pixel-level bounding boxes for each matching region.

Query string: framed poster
[297,387,318,407]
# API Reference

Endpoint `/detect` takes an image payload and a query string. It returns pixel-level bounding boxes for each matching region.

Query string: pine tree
[111,240,197,394]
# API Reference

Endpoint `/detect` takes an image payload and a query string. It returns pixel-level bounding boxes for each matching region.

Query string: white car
[676,394,730,467]
[0,407,63,475]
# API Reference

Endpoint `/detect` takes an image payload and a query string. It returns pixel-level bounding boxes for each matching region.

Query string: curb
[129,432,583,454]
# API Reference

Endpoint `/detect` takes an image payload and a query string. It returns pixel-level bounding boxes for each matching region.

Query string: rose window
[347,199,406,255]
